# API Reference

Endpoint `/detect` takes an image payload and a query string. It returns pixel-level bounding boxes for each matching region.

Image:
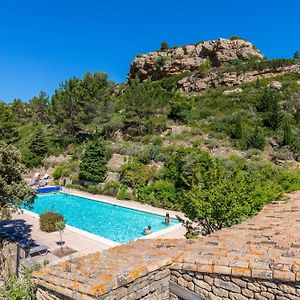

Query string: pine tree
[79,139,107,182]
[232,114,243,139]
[282,120,292,146]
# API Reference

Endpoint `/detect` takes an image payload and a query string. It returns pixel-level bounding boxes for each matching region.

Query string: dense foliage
[0,272,36,300]
[0,142,35,220]
[40,211,65,232]
[79,139,108,182]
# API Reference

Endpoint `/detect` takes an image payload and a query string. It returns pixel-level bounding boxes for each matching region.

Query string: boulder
[223,88,243,95]
[268,81,283,90]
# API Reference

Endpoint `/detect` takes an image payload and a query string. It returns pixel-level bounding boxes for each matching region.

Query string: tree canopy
[0,142,35,220]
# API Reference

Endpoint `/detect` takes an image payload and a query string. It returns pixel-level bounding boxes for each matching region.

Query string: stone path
[33,191,300,298]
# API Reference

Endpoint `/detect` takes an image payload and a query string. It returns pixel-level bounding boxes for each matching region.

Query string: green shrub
[52,166,64,180]
[160,41,169,51]
[231,114,243,139]
[40,211,65,232]
[117,186,133,200]
[197,60,211,78]
[155,56,168,69]
[275,170,300,192]
[0,273,36,300]
[64,183,87,192]
[229,35,246,41]
[87,184,102,194]
[246,127,265,150]
[282,119,292,146]
[138,180,177,209]
[121,162,153,188]
[52,160,79,180]
[101,181,120,197]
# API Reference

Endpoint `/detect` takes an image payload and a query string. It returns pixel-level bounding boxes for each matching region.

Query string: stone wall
[36,268,170,300]
[170,270,300,300]
[0,238,18,283]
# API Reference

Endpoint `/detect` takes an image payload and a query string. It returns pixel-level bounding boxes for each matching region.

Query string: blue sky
[0,0,299,102]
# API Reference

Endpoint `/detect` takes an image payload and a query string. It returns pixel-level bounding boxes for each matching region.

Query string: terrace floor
[5,190,186,265]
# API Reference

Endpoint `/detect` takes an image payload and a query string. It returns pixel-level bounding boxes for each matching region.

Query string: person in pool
[144,225,152,235]
[165,213,170,225]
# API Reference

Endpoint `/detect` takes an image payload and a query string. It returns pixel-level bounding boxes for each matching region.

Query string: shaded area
[0,219,37,250]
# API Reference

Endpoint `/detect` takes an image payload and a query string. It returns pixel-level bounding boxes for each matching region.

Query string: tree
[231,114,243,139]
[180,156,282,236]
[121,79,171,135]
[294,50,299,60]
[246,127,265,150]
[160,41,169,51]
[257,89,282,130]
[29,91,49,124]
[0,142,35,220]
[25,132,48,167]
[0,102,20,143]
[51,72,114,136]
[79,139,108,182]
[55,220,66,253]
[282,119,292,146]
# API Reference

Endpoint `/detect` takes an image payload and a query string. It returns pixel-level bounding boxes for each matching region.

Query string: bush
[117,186,133,200]
[138,180,177,209]
[155,56,168,69]
[197,60,211,78]
[160,41,169,51]
[101,181,121,197]
[64,183,87,192]
[120,162,153,188]
[40,212,65,232]
[87,184,102,194]
[0,273,36,300]
[246,127,265,150]
[52,166,64,180]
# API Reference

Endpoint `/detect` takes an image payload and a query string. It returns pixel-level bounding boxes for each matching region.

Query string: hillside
[1,37,300,235]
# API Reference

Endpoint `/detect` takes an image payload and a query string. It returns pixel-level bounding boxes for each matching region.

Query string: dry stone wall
[0,239,18,283]
[170,270,300,300]
[36,268,170,300]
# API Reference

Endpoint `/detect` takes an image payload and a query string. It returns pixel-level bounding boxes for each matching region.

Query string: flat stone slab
[33,191,300,298]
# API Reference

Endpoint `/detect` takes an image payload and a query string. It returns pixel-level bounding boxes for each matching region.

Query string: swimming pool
[25,193,179,243]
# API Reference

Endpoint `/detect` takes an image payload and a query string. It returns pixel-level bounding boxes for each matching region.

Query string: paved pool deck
[10,190,186,265]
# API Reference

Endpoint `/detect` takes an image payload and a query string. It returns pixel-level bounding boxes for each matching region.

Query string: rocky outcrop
[177,62,300,93]
[128,38,263,81]
[128,38,300,93]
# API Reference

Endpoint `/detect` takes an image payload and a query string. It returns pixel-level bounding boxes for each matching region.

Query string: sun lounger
[18,240,49,257]
[28,245,49,257]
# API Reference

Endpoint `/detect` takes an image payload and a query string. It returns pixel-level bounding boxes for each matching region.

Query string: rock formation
[128,38,300,93]
[128,38,263,81]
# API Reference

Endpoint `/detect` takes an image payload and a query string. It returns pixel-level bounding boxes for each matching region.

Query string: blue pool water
[25,193,179,243]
